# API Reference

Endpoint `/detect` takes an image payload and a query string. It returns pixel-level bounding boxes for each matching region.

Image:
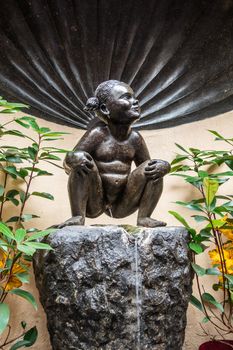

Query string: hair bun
[84,97,99,112]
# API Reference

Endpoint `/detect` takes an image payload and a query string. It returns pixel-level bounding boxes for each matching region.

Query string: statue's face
[103,83,141,124]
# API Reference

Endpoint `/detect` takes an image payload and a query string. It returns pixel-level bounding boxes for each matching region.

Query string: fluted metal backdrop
[0,0,232,129]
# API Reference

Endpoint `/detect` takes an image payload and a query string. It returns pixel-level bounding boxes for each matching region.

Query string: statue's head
[84,80,140,124]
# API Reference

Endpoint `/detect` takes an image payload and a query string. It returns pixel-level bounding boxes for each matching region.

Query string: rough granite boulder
[33,226,193,350]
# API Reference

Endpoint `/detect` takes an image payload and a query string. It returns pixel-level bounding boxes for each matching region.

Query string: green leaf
[16,272,30,283]
[190,295,204,312]
[0,239,10,250]
[26,228,38,233]
[2,102,28,109]
[170,165,191,172]
[37,170,53,176]
[14,119,30,129]
[5,156,23,163]
[208,219,226,229]
[191,263,206,276]
[175,201,204,212]
[6,216,20,223]
[175,143,190,154]
[230,291,233,302]
[189,242,203,254]
[4,130,25,139]
[202,316,210,323]
[27,146,37,160]
[0,303,10,335]
[31,192,54,200]
[226,160,233,170]
[10,327,38,349]
[0,185,4,196]
[19,191,26,203]
[4,165,18,179]
[189,147,201,155]
[24,326,38,346]
[225,274,233,284]
[212,171,233,177]
[192,215,208,222]
[10,340,31,350]
[0,222,15,240]
[24,242,53,250]
[198,170,209,178]
[32,143,39,151]
[43,138,65,141]
[17,244,36,255]
[21,321,27,329]
[26,229,54,241]
[202,292,224,312]
[15,228,27,243]
[212,283,220,291]
[7,214,39,223]
[6,190,20,206]
[208,130,226,141]
[185,176,202,187]
[194,234,210,243]
[171,155,189,166]
[169,211,190,228]
[41,131,69,137]
[41,147,68,153]
[169,211,196,238]
[206,268,221,275]
[7,198,19,206]
[21,214,40,222]
[19,117,39,131]
[10,289,37,310]
[24,167,53,176]
[39,153,61,161]
[9,326,38,349]
[38,127,51,134]
[18,168,28,179]
[1,108,21,114]
[203,177,219,207]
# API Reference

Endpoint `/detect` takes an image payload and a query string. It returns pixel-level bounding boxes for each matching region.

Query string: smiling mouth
[131,107,140,112]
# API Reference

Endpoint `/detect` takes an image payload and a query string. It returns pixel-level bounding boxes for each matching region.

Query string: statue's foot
[57,216,85,229]
[137,217,167,228]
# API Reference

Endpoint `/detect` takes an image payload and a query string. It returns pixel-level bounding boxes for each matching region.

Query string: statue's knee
[141,160,152,170]
[64,151,95,175]
[143,159,170,182]
[65,150,91,165]
[158,160,171,174]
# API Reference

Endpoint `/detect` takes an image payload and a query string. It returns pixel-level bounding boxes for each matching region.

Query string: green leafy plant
[0,97,68,349]
[170,130,233,340]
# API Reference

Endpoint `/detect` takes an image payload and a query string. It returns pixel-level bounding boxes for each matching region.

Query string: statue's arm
[63,128,98,174]
[133,131,170,178]
[133,132,151,167]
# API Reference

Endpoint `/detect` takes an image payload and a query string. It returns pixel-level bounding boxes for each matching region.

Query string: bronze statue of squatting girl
[62,80,170,228]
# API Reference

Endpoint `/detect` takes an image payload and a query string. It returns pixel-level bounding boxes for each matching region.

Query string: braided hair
[84,80,122,115]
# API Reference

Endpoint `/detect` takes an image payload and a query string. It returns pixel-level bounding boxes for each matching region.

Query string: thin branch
[2,325,11,345]
[0,172,8,220]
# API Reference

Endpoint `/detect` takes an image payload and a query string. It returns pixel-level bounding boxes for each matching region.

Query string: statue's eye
[121,93,131,100]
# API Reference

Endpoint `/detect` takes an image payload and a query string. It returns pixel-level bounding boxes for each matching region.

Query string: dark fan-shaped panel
[0,0,232,129]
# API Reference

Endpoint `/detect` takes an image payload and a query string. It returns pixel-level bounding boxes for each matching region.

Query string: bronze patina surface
[62,80,170,227]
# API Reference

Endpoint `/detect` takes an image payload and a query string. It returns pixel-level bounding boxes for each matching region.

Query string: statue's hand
[144,159,170,181]
[64,151,94,174]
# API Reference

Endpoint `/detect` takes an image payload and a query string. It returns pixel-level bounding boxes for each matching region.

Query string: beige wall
[1,110,232,349]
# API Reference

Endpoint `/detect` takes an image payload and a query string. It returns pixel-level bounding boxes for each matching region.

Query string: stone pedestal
[33,226,193,350]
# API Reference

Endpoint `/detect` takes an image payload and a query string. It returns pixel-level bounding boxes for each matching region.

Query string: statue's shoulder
[130,129,143,142]
[85,121,108,139]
